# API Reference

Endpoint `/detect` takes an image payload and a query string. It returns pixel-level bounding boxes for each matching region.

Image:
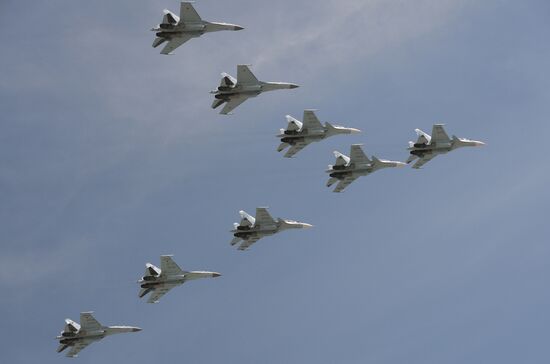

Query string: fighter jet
[151,2,244,55]
[56,312,141,358]
[231,207,312,251]
[211,65,299,115]
[277,110,361,158]
[326,144,406,192]
[138,255,221,303]
[406,124,485,169]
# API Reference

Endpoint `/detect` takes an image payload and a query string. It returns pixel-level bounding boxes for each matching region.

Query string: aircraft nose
[288,84,299,89]
[233,25,244,31]
[212,272,222,278]
[349,128,361,134]
[132,327,142,332]
[301,223,313,229]
[475,141,486,147]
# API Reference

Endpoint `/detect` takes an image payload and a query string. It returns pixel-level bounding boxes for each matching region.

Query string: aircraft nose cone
[132,327,142,332]
[212,272,222,278]
[301,223,313,229]
[288,84,299,89]
[233,25,244,31]
[349,128,361,134]
[475,141,486,146]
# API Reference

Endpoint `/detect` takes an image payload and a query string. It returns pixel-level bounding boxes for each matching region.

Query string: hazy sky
[1,1,550,363]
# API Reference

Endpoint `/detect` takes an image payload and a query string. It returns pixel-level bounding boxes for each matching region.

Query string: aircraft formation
[57,2,486,357]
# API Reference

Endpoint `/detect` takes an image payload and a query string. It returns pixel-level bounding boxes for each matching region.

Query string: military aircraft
[56,312,141,358]
[277,110,361,158]
[151,2,244,55]
[231,207,312,250]
[211,65,299,114]
[138,255,221,303]
[326,144,406,192]
[406,124,485,169]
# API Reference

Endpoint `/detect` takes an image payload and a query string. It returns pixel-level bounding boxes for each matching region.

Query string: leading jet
[326,144,406,192]
[406,124,485,169]
[138,255,221,303]
[211,65,299,115]
[56,312,141,358]
[231,207,312,251]
[151,2,244,55]
[277,110,361,158]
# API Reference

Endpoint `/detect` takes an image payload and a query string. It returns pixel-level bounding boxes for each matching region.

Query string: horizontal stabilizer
[152,37,167,48]
[277,142,289,152]
[406,154,417,164]
[230,236,241,246]
[326,177,338,187]
[211,98,225,109]
[139,287,153,298]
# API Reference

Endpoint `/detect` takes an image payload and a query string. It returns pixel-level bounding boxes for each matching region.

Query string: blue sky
[1,0,550,363]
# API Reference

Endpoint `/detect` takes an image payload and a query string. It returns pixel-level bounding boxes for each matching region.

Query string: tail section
[139,287,153,298]
[406,154,417,164]
[57,344,69,353]
[285,115,303,132]
[162,9,179,26]
[326,177,338,187]
[277,142,289,152]
[230,236,242,246]
[152,37,167,48]
[212,98,225,109]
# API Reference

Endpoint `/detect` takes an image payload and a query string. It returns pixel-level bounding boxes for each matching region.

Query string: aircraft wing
[146,285,178,304]
[411,154,436,169]
[333,175,359,192]
[160,255,185,276]
[160,35,193,54]
[180,2,202,22]
[349,144,371,165]
[237,235,261,251]
[284,141,310,158]
[255,207,277,229]
[66,339,96,358]
[237,65,260,85]
[80,312,102,332]
[302,110,324,133]
[220,95,249,114]
[431,124,451,144]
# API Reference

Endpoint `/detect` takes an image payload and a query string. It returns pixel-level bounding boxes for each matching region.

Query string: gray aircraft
[326,144,406,192]
[277,110,361,158]
[231,207,312,251]
[138,255,221,303]
[56,312,141,358]
[152,2,243,55]
[211,65,299,115]
[406,124,485,169]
